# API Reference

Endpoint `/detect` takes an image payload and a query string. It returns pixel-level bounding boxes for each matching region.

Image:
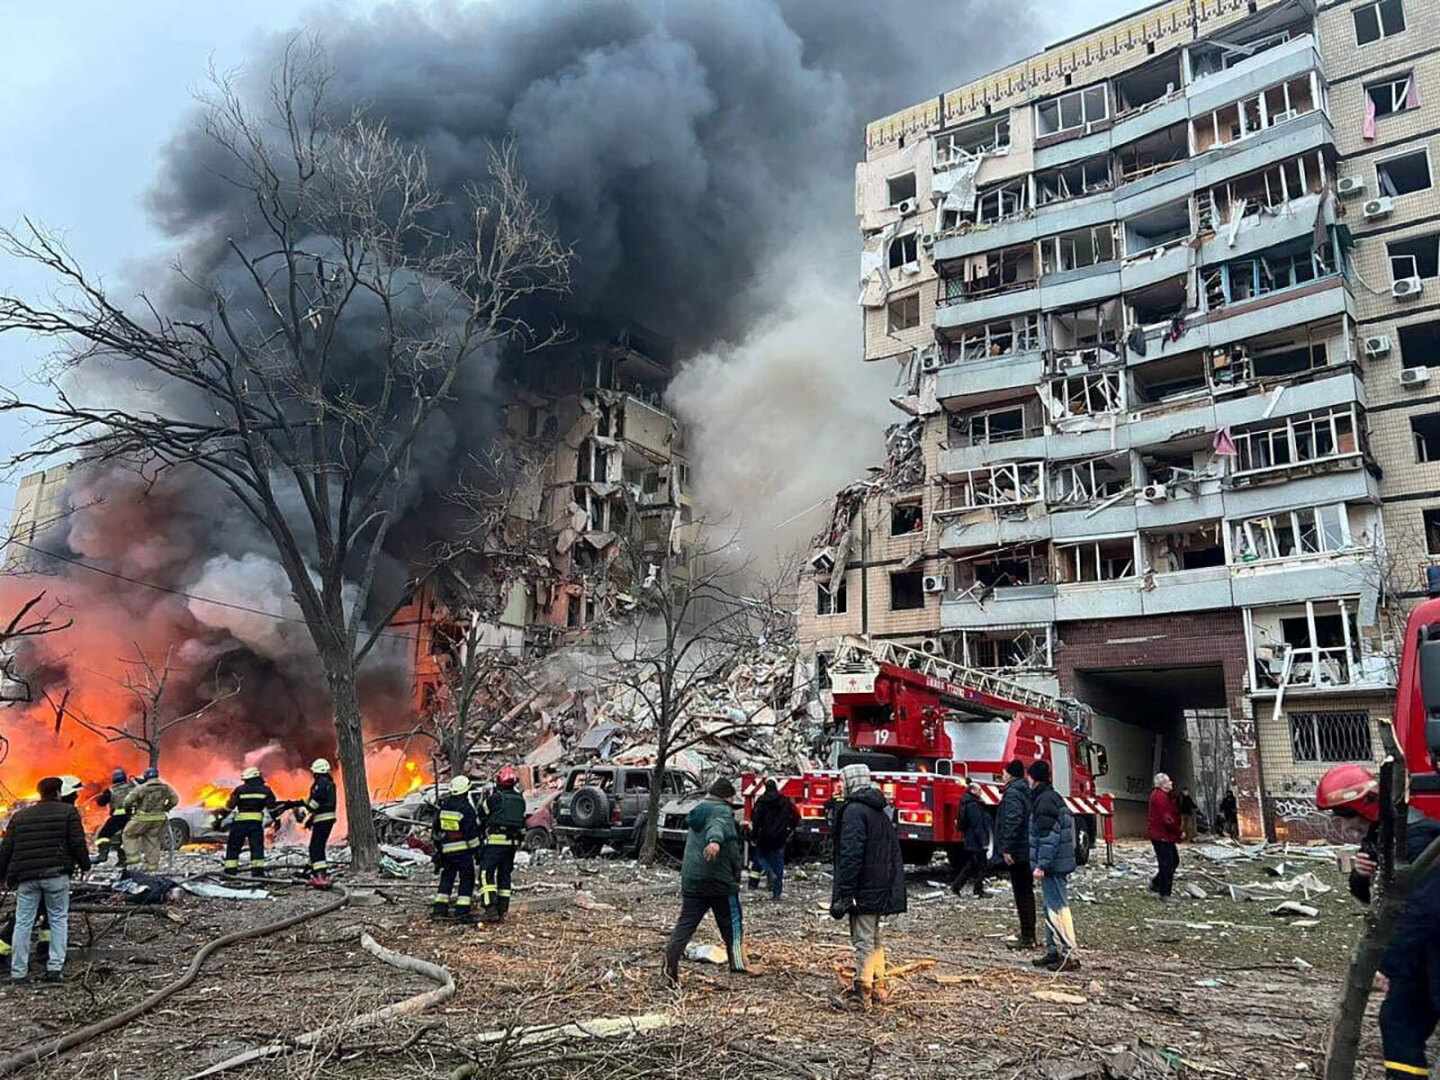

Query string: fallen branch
[183,932,454,1079]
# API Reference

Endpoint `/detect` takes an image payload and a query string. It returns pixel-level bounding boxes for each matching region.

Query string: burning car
[374,786,557,851]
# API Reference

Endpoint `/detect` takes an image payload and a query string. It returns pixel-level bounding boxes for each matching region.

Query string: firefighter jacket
[434,794,481,858]
[227,778,277,824]
[97,781,135,819]
[123,779,179,822]
[305,774,337,824]
[482,788,527,845]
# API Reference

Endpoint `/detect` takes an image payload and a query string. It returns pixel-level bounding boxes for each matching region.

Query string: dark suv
[555,765,698,856]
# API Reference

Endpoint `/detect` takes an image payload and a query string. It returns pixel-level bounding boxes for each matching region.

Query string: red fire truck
[744,639,1114,867]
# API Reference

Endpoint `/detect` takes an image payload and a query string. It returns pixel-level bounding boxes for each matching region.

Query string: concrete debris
[1032,990,1088,1005]
[1270,901,1320,918]
[1181,882,1207,899]
[684,943,729,964]
[1228,873,1332,903]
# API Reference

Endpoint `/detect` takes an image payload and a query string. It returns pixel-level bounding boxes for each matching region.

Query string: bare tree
[0,44,572,866]
[597,511,787,864]
[48,642,240,770]
[0,591,72,704]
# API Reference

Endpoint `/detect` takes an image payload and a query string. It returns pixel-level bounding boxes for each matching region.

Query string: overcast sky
[0,0,1138,515]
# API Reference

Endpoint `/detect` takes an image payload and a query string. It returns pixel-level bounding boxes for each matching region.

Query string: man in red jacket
[1147,773,1182,902]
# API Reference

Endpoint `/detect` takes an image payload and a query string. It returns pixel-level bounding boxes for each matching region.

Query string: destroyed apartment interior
[7,0,1440,1075]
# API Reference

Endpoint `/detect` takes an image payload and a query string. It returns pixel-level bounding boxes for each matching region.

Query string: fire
[192,783,232,811]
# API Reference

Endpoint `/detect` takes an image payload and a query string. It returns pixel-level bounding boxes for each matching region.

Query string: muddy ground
[0,840,1388,1079]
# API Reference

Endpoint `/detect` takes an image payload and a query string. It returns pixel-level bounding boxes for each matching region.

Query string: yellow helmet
[310,759,331,774]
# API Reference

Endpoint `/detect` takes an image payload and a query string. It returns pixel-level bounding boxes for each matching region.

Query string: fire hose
[0,884,351,1076]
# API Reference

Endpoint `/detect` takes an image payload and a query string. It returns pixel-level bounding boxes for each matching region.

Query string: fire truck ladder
[834,637,1065,715]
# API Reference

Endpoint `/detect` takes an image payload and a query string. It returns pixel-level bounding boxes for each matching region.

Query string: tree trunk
[147,744,161,771]
[639,757,666,866]
[326,661,380,870]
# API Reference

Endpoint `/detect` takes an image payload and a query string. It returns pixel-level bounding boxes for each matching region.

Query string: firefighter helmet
[241,766,261,780]
[111,768,127,783]
[449,775,471,795]
[141,768,159,781]
[57,776,84,800]
[497,766,519,788]
[1315,764,1381,822]
[311,759,331,774]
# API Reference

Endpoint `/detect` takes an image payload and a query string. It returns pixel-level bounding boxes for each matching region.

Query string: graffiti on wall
[1265,796,1349,842]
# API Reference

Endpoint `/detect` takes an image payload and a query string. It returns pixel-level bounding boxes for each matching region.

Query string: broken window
[941,244,1036,303]
[1114,123,1188,184]
[890,571,926,611]
[890,500,924,535]
[961,626,1053,670]
[1114,54,1181,113]
[1049,453,1130,505]
[1049,302,1123,352]
[1131,351,1207,405]
[1232,505,1351,561]
[1190,27,1297,80]
[1036,156,1112,205]
[1040,225,1118,275]
[1200,151,1326,231]
[1233,408,1360,476]
[1378,150,1431,197]
[1249,333,1328,379]
[950,462,1045,509]
[1053,537,1136,583]
[1425,509,1440,554]
[1210,239,1334,310]
[1366,73,1417,119]
[1043,371,1124,421]
[949,315,1041,362]
[1354,0,1405,45]
[1413,415,1440,462]
[1249,599,1363,690]
[889,233,919,270]
[963,404,1029,445]
[816,578,848,616]
[934,115,1011,169]
[1388,234,1440,281]
[1191,76,1315,152]
[887,173,917,206]
[1123,201,1189,256]
[888,293,920,332]
[952,544,1048,591]
[1399,318,1440,368]
[1291,712,1373,763]
[975,179,1028,224]
[1036,84,1109,136]
[1143,522,1225,572]
[1127,277,1188,328]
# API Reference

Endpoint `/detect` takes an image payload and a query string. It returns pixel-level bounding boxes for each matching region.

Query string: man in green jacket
[662,778,747,986]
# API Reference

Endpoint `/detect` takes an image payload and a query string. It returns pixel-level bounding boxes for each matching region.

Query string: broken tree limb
[182,932,455,1079]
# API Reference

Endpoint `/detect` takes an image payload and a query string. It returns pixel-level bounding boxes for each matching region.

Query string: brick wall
[1053,611,1267,838]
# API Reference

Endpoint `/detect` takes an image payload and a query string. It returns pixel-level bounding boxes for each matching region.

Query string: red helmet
[497,766,519,788]
[1315,764,1380,822]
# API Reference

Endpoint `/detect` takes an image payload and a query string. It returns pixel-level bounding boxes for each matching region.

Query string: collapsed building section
[823,0,1434,840]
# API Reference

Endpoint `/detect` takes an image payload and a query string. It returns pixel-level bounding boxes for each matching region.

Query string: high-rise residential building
[802,0,1440,838]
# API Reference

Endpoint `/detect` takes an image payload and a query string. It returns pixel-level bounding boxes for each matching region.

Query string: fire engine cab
[745,639,1114,867]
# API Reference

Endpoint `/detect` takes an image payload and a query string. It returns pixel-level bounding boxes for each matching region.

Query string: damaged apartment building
[393,326,694,713]
[803,0,1440,838]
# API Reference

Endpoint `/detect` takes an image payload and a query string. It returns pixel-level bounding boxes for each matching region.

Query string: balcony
[935,350,1046,408]
[1185,35,1320,117]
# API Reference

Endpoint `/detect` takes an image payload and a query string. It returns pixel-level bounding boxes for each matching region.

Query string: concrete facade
[800,0,1440,839]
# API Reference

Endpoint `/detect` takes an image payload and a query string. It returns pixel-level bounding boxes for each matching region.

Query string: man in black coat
[949,781,992,898]
[0,776,91,983]
[993,759,1038,949]
[748,780,800,899]
[830,763,906,1009]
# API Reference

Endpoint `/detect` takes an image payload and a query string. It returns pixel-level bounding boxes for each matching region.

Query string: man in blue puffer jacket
[1028,759,1079,972]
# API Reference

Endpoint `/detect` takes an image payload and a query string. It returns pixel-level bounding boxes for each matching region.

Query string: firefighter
[302,758,337,881]
[432,775,481,922]
[223,767,277,877]
[1317,763,1440,1078]
[121,768,179,871]
[477,766,527,924]
[94,769,134,866]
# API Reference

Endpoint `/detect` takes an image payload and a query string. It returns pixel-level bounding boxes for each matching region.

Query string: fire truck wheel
[1074,818,1094,866]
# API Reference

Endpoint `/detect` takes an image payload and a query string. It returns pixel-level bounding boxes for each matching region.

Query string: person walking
[749,779,800,899]
[1028,759,1079,973]
[93,769,134,867]
[1179,787,1198,843]
[1220,789,1239,839]
[0,776,91,984]
[949,780,992,898]
[663,779,746,986]
[830,763,906,1009]
[1148,773,1182,901]
[121,768,179,871]
[993,759,1038,949]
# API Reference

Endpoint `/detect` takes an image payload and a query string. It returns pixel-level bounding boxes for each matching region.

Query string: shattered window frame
[1247,598,1362,690]
[934,115,1011,169]
[816,577,848,616]
[961,625,1054,670]
[950,461,1046,510]
[1049,453,1130,504]
[1037,84,1110,137]
[1232,407,1360,477]
[1231,504,1352,562]
[889,499,925,535]
[1053,536,1137,583]
[1377,148,1432,197]
[1040,224,1119,276]
[1045,370,1126,419]
[889,232,920,270]
[967,403,1029,445]
[953,315,1041,362]
[1365,73,1416,119]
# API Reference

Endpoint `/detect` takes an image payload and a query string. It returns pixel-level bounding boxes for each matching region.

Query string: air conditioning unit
[1336,176,1365,197]
[1364,196,1395,220]
[1394,276,1424,299]
[1363,334,1392,358]
[895,197,919,217]
[809,548,836,573]
[922,573,949,594]
[1401,367,1432,386]
[920,232,935,250]
[1141,482,1169,501]
[919,638,942,655]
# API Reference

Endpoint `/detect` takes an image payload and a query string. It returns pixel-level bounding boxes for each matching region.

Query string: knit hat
[841,763,873,796]
[709,778,737,800]
[1005,759,1026,779]
[1027,759,1051,783]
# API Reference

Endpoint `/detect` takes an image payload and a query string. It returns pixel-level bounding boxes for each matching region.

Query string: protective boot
[477,906,502,925]
[429,900,451,921]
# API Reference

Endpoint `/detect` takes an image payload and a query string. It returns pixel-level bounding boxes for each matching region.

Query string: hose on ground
[0,884,350,1076]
